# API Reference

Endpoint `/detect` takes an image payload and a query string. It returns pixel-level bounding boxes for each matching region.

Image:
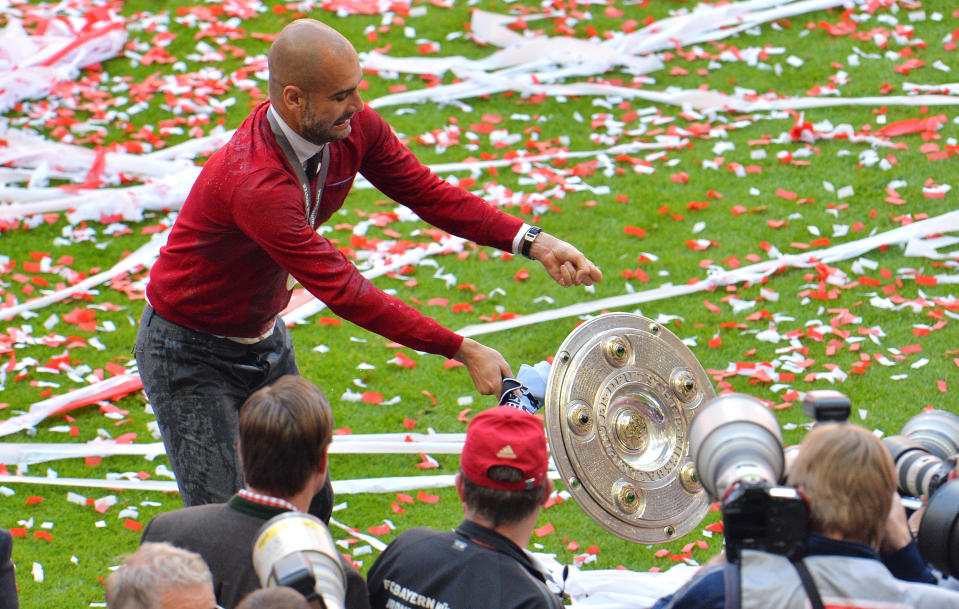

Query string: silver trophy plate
[545,312,714,544]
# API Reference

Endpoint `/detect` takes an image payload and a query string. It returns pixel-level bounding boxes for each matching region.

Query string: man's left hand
[528,232,603,287]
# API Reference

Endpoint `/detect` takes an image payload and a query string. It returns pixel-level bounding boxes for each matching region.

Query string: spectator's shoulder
[651,565,725,609]
[141,503,232,542]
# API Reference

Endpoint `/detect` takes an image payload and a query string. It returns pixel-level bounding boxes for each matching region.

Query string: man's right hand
[453,338,512,395]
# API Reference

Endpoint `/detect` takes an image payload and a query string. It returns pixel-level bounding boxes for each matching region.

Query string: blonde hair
[787,424,895,549]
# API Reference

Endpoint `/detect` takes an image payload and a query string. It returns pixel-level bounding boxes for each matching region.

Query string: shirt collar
[806,532,880,560]
[237,488,300,513]
[268,104,324,167]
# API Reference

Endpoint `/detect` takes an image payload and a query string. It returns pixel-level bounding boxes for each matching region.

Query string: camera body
[722,479,808,563]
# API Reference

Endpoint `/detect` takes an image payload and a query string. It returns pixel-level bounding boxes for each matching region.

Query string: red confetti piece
[123,519,143,532]
[587,545,600,555]
[390,502,405,514]
[457,408,473,423]
[421,390,437,405]
[402,418,416,430]
[534,523,554,537]
[623,226,646,238]
[566,541,579,551]
[938,380,947,393]
[361,392,383,404]
[25,497,44,505]
[33,531,52,542]
[396,493,414,504]
[416,491,439,504]
[775,188,798,200]
[317,317,342,326]
[415,453,439,469]
[513,269,530,281]
[9,528,26,538]
[391,353,417,369]
[368,524,392,536]
[654,549,670,558]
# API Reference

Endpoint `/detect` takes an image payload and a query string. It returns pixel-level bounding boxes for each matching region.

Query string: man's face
[298,53,364,145]
[156,584,218,609]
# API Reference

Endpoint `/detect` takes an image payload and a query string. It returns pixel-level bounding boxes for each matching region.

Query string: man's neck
[465,512,538,549]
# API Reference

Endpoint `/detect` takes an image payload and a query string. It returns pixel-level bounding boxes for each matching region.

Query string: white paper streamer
[0,230,168,322]
[457,209,959,337]
[329,516,389,551]
[0,472,564,495]
[0,374,142,438]
[537,555,698,609]
[0,433,468,467]
[0,16,128,114]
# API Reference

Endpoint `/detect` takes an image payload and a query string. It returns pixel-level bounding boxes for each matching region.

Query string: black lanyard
[266,110,329,229]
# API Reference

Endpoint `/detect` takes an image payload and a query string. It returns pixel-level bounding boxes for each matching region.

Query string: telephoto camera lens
[688,393,785,500]
[253,512,347,609]
[883,410,959,498]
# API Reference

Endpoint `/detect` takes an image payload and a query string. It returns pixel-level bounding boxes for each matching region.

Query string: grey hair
[105,542,213,609]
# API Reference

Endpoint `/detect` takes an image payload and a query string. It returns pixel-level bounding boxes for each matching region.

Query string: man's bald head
[267,19,365,144]
[268,19,357,102]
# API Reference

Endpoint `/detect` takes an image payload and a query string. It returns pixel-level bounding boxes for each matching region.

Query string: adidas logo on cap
[496,445,517,459]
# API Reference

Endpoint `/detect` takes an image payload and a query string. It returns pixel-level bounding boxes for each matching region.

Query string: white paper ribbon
[457,209,959,337]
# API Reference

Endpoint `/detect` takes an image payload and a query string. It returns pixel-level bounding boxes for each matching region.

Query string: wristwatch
[521,226,542,260]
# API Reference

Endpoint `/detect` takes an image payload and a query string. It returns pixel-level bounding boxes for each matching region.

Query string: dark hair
[460,466,547,527]
[239,375,333,497]
[236,586,310,609]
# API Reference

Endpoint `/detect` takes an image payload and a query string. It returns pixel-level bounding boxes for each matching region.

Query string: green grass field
[1,0,958,606]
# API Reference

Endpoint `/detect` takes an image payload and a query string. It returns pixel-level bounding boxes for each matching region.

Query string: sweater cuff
[511,223,531,256]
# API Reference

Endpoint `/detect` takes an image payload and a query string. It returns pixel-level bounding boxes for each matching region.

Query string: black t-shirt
[367,520,563,609]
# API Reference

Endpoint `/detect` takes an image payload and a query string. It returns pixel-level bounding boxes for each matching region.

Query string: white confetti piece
[457,396,473,406]
[32,563,43,583]
[341,390,363,402]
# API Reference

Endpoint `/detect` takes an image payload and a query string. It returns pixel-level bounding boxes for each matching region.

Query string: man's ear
[540,478,553,506]
[317,443,330,480]
[455,472,465,501]
[282,84,306,111]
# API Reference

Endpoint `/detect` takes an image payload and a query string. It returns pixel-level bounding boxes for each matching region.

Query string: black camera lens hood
[917,479,959,579]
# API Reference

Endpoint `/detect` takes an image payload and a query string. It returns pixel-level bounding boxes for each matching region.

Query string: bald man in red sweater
[135,19,601,518]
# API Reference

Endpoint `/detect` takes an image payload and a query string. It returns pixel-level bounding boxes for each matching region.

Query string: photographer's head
[105,542,215,609]
[239,375,333,499]
[236,586,310,609]
[457,407,551,528]
[788,423,895,550]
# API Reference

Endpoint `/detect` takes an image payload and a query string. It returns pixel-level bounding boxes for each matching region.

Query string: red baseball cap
[461,406,549,491]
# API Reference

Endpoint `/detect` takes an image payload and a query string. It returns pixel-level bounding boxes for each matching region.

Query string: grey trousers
[134,304,333,521]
